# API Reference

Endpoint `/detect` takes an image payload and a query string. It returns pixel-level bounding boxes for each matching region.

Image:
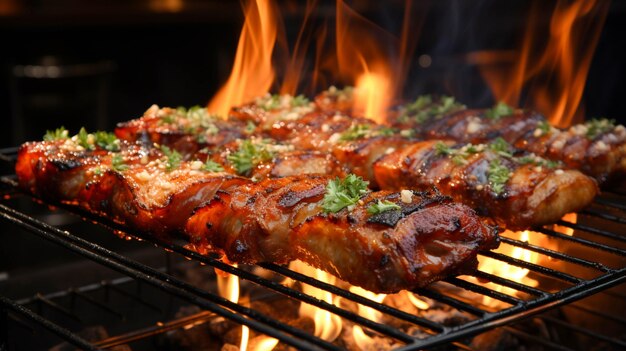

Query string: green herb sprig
[202,159,225,172]
[487,159,510,195]
[322,174,369,213]
[160,145,182,171]
[111,154,129,172]
[43,127,69,141]
[585,118,616,139]
[367,200,401,215]
[485,102,514,120]
[227,140,274,176]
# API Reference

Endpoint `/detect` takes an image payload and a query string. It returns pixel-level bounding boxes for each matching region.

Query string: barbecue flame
[207,0,277,117]
[290,260,342,342]
[477,230,539,307]
[349,286,386,349]
[335,0,396,123]
[554,213,577,236]
[475,0,608,127]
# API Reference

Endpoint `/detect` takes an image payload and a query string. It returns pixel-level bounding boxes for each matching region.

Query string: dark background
[0,0,624,148]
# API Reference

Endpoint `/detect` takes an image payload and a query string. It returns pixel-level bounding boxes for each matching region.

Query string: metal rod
[537,227,626,256]
[555,219,626,244]
[35,293,81,323]
[540,315,626,348]
[479,251,582,284]
[0,205,339,351]
[471,271,546,297]
[445,277,522,305]
[499,236,611,272]
[104,281,163,313]
[503,326,574,351]
[411,288,486,316]
[594,195,626,212]
[581,208,626,225]
[70,289,125,320]
[0,295,99,351]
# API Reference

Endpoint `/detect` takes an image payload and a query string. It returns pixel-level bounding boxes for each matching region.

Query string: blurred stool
[9,56,117,145]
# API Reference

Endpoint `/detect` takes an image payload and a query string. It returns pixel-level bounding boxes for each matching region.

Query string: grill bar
[499,236,612,272]
[0,203,339,351]
[0,295,98,351]
[1,145,625,350]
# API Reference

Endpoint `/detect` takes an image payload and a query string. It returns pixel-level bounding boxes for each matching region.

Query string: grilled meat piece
[373,140,598,229]
[185,175,498,293]
[16,138,246,234]
[16,136,498,292]
[390,96,626,182]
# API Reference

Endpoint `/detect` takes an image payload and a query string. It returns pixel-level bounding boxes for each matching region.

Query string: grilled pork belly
[390,96,626,182]
[16,137,246,234]
[373,140,598,229]
[115,102,598,229]
[185,175,498,293]
[16,133,498,293]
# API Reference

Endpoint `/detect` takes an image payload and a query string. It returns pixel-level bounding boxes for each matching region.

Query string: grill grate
[0,146,625,350]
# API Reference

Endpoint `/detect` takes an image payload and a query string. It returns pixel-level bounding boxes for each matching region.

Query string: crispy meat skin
[116,104,598,229]
[16,140,498,292]
[373,140,598,229]
[387,101,626,182]
[16,140,247,235]
[186,175,498,293]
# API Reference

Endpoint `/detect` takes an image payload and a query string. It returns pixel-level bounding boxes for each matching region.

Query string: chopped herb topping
[43,126,69,141]
[434,142,483,165]
[340,124,371,141]
[245,121,257,134]
[322,174,369,213]
[367,200,401,215]
[227,139,274,176]
[160,145,182,171]
[487,159,510,195]
[517,155,561,169]
[585,118,616,139]
[537,121,551,135]
[291,95,310,107]
[485,102,514,120]
[77,127,92,150]
[400,95,465,123]
[489,137,513,157]
[202,159,225,172]
[111,154,129,172]
[94,131,120,151]
[259,94,282,111]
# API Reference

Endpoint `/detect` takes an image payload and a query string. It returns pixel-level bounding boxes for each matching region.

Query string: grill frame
[0,146,625,350]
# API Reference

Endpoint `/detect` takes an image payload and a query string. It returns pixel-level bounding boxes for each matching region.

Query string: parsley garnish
[77,127,93,150]
[245,121,256,134]
[43,126,69,141]
[94,131,120,151]
[401,95,465,123]
[322,174,369,213]
[485,102,514,120]
[160,145,182,171]
[111,154,129,172]
[259,94,282,111]
[202,159,224,172]
[227,140,274,176]
[434,142,453,156]
[585,118,615,139]
[291,95,310,107]
[340,124,371,141]
[489,137,513,157]
[367,200,401,215]
[517,154,561,168]
[488,159,510,195]
[537,121,551,135]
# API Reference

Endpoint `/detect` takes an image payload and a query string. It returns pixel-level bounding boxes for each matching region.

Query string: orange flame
[476,230,539,307]
[207,0,277,117]
[475,0,608,127]
[290,260,342,342]
[335,0,397,123]
[554,213,577,236]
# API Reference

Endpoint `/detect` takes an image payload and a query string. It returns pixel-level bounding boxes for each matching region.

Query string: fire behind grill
[0,146,624,350]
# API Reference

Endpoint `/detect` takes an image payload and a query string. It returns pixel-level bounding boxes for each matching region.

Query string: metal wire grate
[0,146,625,350]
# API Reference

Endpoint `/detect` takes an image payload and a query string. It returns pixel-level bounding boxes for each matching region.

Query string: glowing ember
[407,292,431,310]
[476,230,539,307]
[554,213,577,236]
[290,260,342,342]
[207,0,277,117]
[475,0,609,127]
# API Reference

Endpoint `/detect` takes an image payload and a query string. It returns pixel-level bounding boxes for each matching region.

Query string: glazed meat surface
[16,133,498,293]
[186,175,498,293]
[389,95,626,182]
